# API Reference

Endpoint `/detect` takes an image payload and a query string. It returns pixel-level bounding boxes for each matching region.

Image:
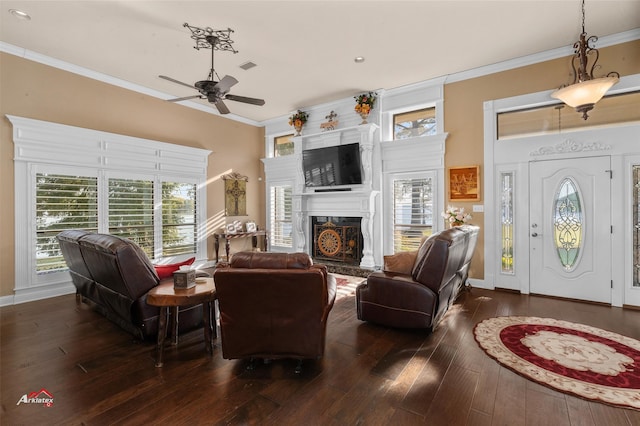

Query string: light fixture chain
[550,0,619,120]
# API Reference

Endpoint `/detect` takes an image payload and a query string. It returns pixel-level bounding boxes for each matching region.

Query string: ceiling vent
[239,61,257,71]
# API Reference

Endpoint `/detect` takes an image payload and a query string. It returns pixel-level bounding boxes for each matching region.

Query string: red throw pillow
[154,257,195,280]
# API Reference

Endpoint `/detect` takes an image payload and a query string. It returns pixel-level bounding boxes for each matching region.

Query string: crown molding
[3,27,638,127]
[0,41,261,127]
[444,28,640,84]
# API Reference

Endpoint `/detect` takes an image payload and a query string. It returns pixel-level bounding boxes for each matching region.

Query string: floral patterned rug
[333,273,365,300]
[474,316,640,410]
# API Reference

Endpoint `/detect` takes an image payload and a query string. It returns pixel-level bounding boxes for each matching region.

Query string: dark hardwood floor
[2,287,640,425]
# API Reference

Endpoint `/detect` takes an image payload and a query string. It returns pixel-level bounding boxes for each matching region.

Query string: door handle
[531,232,539,237]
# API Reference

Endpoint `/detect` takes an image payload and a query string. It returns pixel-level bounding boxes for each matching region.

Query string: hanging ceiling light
[550,0,619,120]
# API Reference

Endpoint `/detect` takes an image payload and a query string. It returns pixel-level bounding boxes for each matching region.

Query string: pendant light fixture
[550,0,619,120]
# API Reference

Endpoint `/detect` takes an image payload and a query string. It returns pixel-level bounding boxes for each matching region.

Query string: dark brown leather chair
[356,225,479,330]
[57,230,203,340]
[213,251,337,371]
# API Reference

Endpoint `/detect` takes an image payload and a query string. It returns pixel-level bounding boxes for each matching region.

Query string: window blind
[108,178,155,257]
[162,182,197,256]
[36,173,98,272]
[393,178,433,252]
[270,185,293,247]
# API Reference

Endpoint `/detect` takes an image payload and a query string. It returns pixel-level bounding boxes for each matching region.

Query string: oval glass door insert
[553,178,583,271]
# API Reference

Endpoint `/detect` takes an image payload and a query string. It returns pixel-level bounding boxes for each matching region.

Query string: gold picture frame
[448,165,480,201]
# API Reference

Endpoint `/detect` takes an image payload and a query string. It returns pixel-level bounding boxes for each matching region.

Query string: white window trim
[383,170,439,255]
[267,130,296,158]
[383,101,443,142]
[9,115,211,304]
[265,179,295,251]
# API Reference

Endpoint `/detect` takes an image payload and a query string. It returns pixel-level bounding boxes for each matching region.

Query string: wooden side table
[214,230,269,262]
[146,278,217,367]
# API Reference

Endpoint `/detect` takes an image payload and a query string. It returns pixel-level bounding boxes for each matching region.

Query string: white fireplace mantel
[294,190,380,268]
[264,123,381,269]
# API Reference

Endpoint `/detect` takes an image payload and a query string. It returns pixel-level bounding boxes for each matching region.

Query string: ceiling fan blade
[214,75,239,93]
[215,99,231,115]
[167,95,202,102]
[159,75,195,89]
[225,94,266,106]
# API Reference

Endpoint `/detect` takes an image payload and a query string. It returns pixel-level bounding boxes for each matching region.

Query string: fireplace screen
[312,217,362,264]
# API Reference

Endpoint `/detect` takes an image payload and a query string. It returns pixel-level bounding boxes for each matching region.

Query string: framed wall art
[448,165,480,201]
[222,172,248,216]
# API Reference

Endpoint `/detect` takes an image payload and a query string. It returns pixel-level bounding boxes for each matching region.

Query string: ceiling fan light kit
[550,0,619,120]
[160,23,265,115]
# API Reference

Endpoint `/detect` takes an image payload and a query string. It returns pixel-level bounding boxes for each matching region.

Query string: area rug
[333,273,364,300]
[474,316,640,410]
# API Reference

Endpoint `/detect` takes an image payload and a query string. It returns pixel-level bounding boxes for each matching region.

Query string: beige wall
[1,40,638,298]
[0,53,265,297]
[444,39,639,281]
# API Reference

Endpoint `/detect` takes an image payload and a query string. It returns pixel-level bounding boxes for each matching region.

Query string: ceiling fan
[160,23,265,115]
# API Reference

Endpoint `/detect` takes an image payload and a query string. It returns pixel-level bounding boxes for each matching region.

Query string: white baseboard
[9,283,76,305]
[468,278,493,290]
[0,294,15,307]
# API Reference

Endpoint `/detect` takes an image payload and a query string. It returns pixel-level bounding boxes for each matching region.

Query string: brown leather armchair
[356,225,479,330]
[213,251,337,371]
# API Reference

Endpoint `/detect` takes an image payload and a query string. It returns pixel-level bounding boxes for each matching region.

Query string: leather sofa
[213,251,337,369]
[56,230,203,340]
[356,225,479,330]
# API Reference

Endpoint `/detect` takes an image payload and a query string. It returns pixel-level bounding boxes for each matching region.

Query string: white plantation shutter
[108,178,155,257]
[12,116,210,298]
[36,173,98,272]
[393,177,434,252]
[270,185,292,247]
[161,181,197,257]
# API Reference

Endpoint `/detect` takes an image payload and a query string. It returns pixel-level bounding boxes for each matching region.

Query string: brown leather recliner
[56,230,203,340]
[213,251,337,369]
[356,225,479,330]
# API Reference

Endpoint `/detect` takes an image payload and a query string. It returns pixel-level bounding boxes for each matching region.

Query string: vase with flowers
[354,92,376,124]
[288,110,309,136]
[441,206,472,227]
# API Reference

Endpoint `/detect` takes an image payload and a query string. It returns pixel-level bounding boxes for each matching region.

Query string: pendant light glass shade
[551,75,619,118]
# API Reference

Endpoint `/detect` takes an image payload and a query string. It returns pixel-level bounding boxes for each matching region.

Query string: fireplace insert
[311,216,362,265]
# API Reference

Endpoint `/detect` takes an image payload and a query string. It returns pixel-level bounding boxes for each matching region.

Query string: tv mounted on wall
[302,143,363,188]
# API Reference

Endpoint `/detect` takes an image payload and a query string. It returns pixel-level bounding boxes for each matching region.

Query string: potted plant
[288,110,309,136]
[354,92,377,124]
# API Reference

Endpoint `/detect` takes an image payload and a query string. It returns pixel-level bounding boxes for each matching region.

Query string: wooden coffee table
[146,278,217,367]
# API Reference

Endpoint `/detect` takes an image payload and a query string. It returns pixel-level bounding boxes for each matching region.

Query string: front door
[529,156,611,303]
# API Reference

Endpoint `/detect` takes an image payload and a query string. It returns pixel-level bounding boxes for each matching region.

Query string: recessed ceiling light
[9,9,31,20]
[354,56,365,63]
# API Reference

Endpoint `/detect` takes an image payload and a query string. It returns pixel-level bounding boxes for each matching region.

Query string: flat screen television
[302,143,362,188]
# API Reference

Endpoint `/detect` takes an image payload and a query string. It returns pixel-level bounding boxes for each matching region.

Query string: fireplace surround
[263,123,380,269]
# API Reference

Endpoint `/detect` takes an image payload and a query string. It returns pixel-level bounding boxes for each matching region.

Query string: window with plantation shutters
[36,173,98,272]
[393,177,434,252]
[12,115,210,300]
[162,182,197,257]
[36,176,199,269]
[108,178,155,256]
[270,185,292,247]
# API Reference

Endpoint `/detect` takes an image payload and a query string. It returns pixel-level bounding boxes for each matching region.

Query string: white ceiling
[1,1,639,124]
